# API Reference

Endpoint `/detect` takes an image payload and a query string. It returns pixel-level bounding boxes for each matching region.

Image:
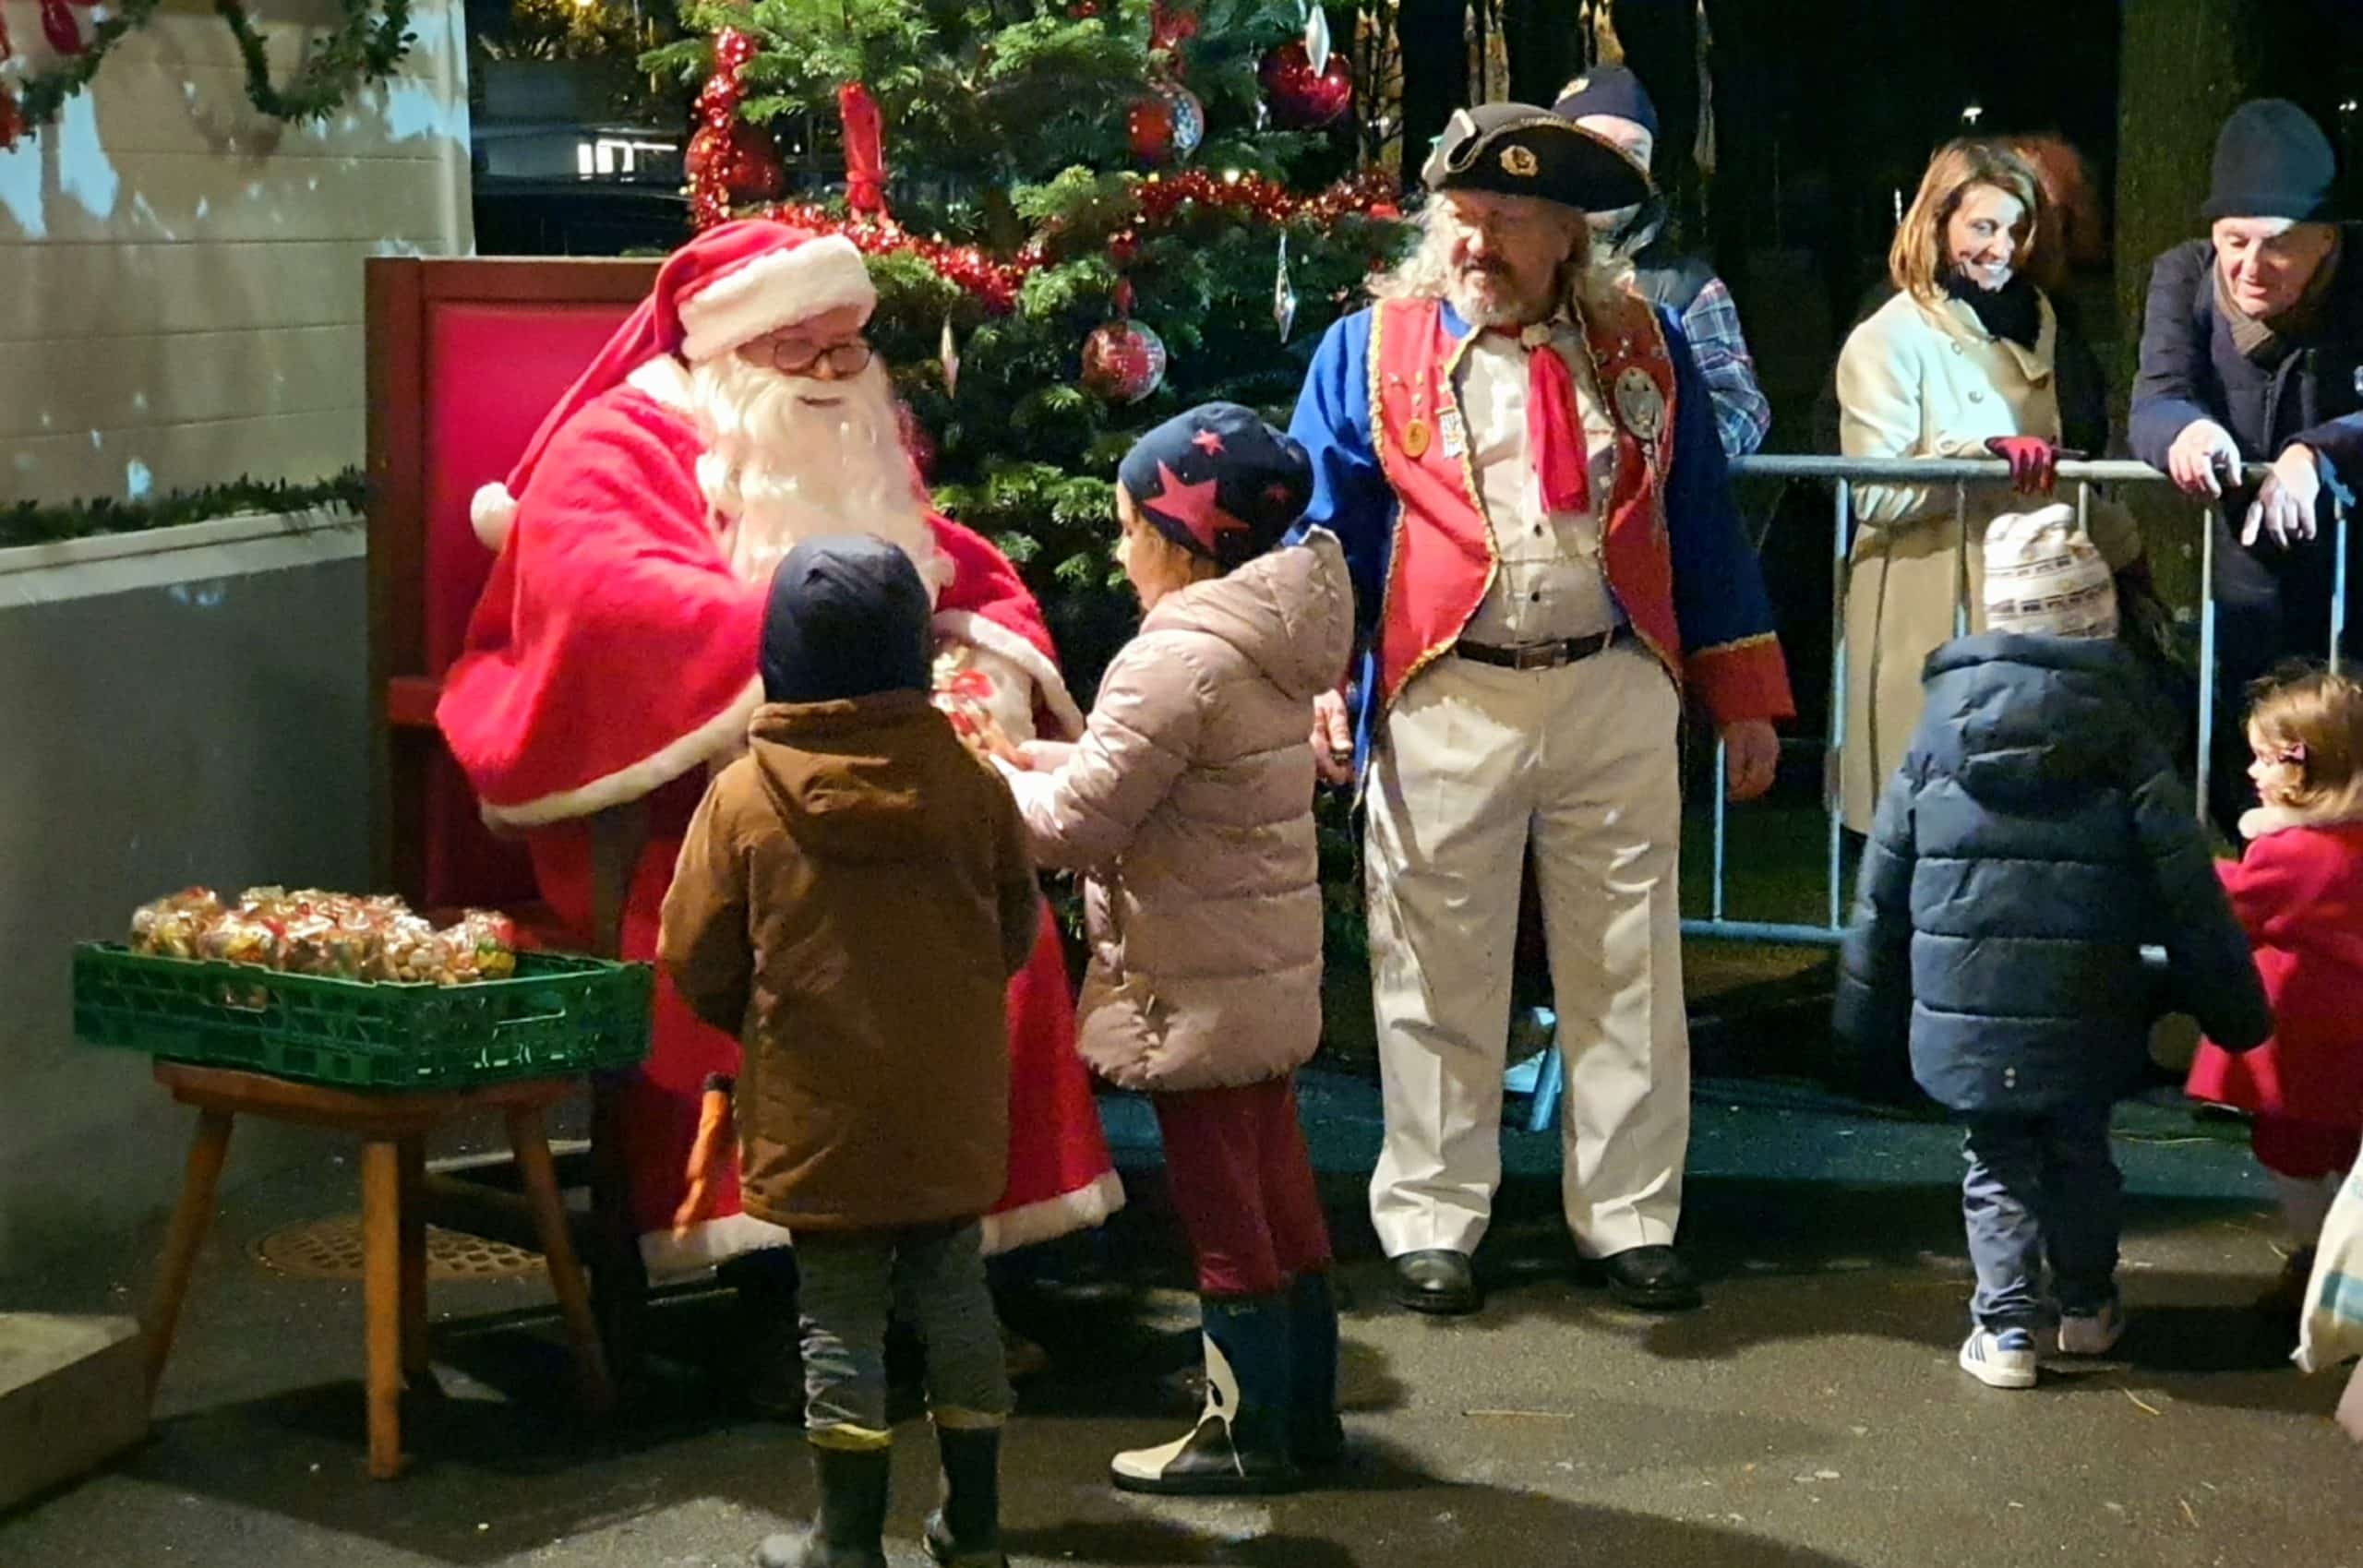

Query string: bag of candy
[131,888,225,959]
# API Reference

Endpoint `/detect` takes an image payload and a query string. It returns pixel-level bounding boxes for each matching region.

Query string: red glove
[1984,436,2060,496]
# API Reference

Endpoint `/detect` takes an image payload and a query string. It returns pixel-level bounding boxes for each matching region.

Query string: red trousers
[1153,1076,1331,1298]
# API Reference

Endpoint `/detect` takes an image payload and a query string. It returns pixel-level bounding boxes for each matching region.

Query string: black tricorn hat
[1420,102,1651,212]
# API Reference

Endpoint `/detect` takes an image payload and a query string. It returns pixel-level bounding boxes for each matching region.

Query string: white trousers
[1365,642,1689,1259]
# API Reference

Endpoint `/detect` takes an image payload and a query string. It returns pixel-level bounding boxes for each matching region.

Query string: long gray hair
[1370,197,1621,318]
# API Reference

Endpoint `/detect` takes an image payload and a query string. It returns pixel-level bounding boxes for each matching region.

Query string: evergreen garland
[1,471,367,550]
[5,0,414,143]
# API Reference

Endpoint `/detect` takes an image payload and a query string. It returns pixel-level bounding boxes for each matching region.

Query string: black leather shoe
[1392,1250,1480,1315]
[1598,1245,1701,1311]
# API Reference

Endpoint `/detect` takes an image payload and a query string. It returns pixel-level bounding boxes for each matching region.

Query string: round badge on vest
[1613,365,1665,441]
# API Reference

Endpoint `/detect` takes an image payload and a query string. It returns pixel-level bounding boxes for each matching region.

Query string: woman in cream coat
[1837,139,2144,831]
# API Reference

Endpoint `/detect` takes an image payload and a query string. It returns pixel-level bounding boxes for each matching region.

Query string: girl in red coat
[2188,668,2363,1316]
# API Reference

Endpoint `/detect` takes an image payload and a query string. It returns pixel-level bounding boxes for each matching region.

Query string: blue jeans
[1960,1102,2122,1333]
[796,1221,1013,1443]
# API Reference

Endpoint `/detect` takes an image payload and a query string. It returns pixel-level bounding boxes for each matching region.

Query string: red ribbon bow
[837,81,889,217]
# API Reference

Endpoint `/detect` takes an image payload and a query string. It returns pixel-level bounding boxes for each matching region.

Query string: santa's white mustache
[688,353,945,593]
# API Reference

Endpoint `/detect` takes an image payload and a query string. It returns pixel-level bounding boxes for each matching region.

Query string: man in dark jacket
[1836,517,2270,1391]
[2130,99,2363,827]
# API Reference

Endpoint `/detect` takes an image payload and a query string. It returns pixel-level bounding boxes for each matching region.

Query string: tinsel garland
[731,169,1403,315]
[1,0,414,148]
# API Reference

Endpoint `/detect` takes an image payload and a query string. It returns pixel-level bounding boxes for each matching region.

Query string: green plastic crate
[72,944,653,1091]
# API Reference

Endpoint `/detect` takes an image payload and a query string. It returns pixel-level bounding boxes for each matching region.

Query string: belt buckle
[1513,641,1558,671]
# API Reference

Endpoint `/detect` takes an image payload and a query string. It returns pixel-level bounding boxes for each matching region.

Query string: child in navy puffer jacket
[1837,511,2272,1390]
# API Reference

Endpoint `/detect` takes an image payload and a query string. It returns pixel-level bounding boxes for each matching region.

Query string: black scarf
[1944,271,2043,351]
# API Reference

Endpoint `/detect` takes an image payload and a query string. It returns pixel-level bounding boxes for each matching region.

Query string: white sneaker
[1960,1327,2039,1389]
[2057,1299,2126,1356]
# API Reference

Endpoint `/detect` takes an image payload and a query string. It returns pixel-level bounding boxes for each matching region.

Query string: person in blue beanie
[1553,64,1771,458]
[2131,99,2363,832]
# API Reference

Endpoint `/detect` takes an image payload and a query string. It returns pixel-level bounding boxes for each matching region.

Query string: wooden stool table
[143,1061,616,1478]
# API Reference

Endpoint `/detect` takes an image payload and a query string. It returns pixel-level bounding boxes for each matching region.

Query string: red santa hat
[470,220,878,549]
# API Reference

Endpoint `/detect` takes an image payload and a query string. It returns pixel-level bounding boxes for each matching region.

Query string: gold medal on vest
[1402,417,1433,458]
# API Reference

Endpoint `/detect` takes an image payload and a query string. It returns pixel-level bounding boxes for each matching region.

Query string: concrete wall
[0,0,473,505]
[0,522,367,1279]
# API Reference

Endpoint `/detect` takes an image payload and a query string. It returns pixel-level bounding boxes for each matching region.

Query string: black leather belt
[1455,628,1625,670]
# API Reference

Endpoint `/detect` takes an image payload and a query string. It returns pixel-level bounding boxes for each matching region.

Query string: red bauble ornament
[687,121,785,204]
[1080,319,1169,404]
[1127,83,1205,167]
[1258,41,1351,128]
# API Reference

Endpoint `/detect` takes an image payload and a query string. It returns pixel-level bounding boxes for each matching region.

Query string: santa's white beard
[689,354,947,597]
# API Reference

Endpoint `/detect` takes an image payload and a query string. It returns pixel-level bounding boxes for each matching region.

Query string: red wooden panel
[421,299,642,676]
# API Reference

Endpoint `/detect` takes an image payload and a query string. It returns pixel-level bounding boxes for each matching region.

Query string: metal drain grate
[255,1215,544,1282]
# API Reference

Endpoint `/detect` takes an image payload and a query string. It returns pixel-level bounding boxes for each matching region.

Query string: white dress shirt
[1454,321,1625,646]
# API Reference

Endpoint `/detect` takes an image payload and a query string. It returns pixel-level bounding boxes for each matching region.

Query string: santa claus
[438,220,1123,1283]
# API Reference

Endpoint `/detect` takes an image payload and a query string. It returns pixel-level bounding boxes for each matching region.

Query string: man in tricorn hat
[1291,104,1794,1315]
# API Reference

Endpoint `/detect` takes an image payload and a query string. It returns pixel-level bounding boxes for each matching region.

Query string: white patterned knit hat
[1983,504,2118,640]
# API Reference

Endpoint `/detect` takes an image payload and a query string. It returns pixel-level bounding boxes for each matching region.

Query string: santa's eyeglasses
[748,338,875,378]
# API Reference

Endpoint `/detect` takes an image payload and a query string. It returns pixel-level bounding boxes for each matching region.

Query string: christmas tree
[645,0,1407,689]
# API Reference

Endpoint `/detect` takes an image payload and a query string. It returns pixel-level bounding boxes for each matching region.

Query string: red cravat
[1492,324,1588,515]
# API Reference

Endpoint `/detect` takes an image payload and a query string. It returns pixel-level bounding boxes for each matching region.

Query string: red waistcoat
[1366,293,1685,712]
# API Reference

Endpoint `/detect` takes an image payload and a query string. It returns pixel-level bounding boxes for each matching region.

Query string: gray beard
[688,356,945,596]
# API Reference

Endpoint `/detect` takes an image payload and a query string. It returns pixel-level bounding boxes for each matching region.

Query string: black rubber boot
[921,1424,1007,1567]
[1109,1293,1298,1495]
[1287,1271,1345,1470]
[753,1443,891,1568]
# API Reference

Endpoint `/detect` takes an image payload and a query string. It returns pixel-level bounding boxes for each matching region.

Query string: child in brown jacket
[661,534,1039,1568]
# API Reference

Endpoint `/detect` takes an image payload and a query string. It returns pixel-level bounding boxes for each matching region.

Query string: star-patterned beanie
[1117,402,1312,571]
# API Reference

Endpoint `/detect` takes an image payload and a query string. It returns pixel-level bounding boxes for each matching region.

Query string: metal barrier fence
[1685,454,2354,949]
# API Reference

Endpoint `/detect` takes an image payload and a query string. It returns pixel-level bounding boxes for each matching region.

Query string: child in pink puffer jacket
[1000,403,1353,1498]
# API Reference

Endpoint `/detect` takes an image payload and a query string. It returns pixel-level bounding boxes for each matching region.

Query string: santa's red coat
[2187,816,2363,1132]
[438,367,1122,1272]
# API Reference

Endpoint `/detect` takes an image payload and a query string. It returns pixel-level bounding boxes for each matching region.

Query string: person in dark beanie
[1554,66,1772,458]
[661,534,1042,1568]
[996,404,1355,1494]
[2131,98,2363,832]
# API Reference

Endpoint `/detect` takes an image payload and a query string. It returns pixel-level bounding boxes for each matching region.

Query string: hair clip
[2274,741,2309,768]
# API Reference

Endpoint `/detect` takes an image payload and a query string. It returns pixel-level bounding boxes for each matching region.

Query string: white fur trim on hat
[678,234,878,364]
[472,482,519,551]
